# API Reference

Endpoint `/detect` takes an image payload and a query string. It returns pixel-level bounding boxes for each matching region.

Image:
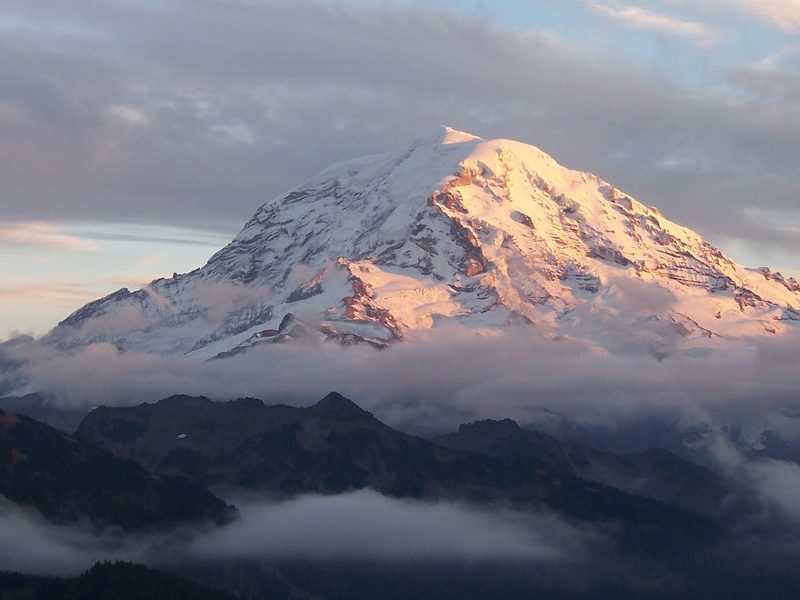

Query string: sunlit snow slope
[44,127,800,359]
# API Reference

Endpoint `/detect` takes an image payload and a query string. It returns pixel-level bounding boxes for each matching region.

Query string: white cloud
[746,458,800,520]
[0,222,98,252]
[750,44,799,71]
[711,0,800,32]
[187,491,586,560]
[8,323,800,436]
[108,105,149,127]
[0,492,588,577]
[593,3,722,43]
[0,283,98,307]
[0,500,129,575]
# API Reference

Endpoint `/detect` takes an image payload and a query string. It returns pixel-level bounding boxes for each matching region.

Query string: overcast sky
[2,0,799,338]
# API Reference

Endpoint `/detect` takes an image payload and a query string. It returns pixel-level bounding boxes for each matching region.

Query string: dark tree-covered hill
[0,409,237,530]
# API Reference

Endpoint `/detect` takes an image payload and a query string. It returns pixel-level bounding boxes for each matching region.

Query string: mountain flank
[0,393,86,433]
[0,407,236,530]
[0,561,246,600]
[433,418,750,519]
[76,392,722,552]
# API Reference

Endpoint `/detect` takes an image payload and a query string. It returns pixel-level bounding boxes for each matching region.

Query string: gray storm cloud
[1,1,799,267]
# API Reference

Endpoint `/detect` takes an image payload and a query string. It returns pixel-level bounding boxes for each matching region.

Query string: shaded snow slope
[44,127,800,359]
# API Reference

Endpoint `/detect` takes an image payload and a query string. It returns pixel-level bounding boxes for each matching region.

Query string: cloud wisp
[592,3,722,44]
[0,222,97,252]
[710,0,800,32]
[0,491,588,577]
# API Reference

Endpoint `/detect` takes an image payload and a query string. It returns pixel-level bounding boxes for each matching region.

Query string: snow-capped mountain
[44,127,800,359]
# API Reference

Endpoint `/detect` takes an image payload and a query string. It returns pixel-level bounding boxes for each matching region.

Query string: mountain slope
[76,392,497,496]
[75,392,722,552]
[0,408,237,530]
[43,127,800,358]
[0,562,245,600]
[0,393,87,433]
[433,418,749,519]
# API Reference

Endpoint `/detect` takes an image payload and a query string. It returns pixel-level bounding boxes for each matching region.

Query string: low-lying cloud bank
[698,427,800,524]
[7,325,800,528]
[186,490,584,561]
[0,501,110,575]
[4,325,800,435]
[0,491,587,577]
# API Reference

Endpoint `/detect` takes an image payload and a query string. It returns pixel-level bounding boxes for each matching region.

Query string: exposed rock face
[41,127,800,359]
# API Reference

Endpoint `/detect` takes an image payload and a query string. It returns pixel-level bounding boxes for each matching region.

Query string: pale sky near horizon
[2,0,800,339]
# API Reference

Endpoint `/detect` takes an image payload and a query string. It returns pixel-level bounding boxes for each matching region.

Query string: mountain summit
[45,127,800,358]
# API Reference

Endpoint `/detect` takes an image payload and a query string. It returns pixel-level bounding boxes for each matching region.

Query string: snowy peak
[44,128,800,359]
[430,125,484,145]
